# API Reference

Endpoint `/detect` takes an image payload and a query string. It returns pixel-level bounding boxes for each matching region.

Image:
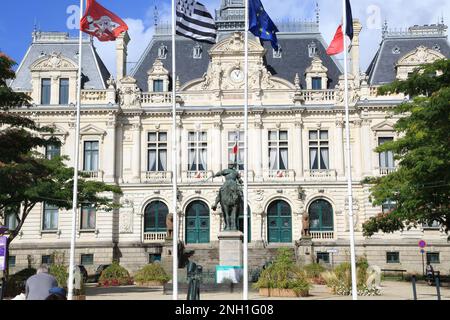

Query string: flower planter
[135,281,166,287]
[73,295,86,301]
[259,288,309,298]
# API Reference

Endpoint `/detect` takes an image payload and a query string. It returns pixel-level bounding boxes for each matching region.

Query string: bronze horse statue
[212,164,243,231]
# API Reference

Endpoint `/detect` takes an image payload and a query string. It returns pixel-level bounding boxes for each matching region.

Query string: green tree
[363,59,450,238]
[0,53,122,278]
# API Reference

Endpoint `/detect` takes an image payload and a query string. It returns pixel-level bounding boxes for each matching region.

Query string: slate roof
[367,31,450,85]
[131,32,342,91]
[10,33,110,91]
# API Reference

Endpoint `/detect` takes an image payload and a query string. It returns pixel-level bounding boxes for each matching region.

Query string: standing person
[426,262,435,286]
[25,264,58,300]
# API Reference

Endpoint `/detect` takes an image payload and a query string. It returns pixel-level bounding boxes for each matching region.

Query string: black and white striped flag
[176,0,217,44]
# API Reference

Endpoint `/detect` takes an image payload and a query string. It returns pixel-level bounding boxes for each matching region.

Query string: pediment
[80,124,106,136]
[46,123,68,136]
[209,32,265,56]
[396,46,445,67]
[371,120,395,131]
[30,52,78,71]
[147,59,169,76]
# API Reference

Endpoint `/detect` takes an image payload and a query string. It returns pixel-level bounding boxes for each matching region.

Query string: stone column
[353,120,363,179]
[351,19,363,86]
[212,121,222,173]
[362,119,373,177]
[51,76,60,105]
[294,120,304,178]
[253,119,263,180]
[132,121,142,183]
[104,116,117,183]
[335,120,345,177]
[116,31,130,83]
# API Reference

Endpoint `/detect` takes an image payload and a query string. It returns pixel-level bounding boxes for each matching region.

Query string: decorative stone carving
[396,46,445,80]
[30,52,78,71]
[119,199,134,234]
[147,59,169,92]
[119,76,142,109]
[305,56,328,90]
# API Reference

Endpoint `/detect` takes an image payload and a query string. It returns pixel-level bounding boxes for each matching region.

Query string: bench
[381,269,407,280]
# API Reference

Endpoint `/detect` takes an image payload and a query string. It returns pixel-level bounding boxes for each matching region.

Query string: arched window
[144,201,169,233]
[309,199,333,231]
[267,200,292,243]
[237,204,251,242]
[185,201,210,244]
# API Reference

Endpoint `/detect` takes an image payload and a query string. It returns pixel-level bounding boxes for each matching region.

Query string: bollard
[411,275,417,300]
[435,272,441,301]
[0,277,5,301]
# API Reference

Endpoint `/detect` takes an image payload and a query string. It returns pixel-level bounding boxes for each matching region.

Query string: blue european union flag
[248,0,280,50]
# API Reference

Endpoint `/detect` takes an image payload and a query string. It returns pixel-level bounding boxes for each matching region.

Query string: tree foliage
[363,59,450,238]
[0,53,122,276]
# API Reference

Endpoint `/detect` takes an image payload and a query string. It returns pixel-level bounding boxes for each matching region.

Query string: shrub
[134,263,171,285]
[98,262,133,287]
[303,263,327,284]
[254,248,311,297]
[49,264,69,289]
[5,268,36,297]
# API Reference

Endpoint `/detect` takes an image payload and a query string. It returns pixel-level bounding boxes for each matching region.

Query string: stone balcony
[304,169,337,181]
[378,167,397,176]
[142,171,173,183]
[263,170,296,182]
[310,231,335,240]
[143,231,167,243]
[182,170,214,183]
[80,170,104,181]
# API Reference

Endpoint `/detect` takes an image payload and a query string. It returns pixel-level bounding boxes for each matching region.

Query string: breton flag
[80,0,128,42]
[176,0,217,44]
[326,0,354,55]
[249,0,280,50]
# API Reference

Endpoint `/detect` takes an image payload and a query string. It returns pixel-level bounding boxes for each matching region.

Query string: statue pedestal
[216,231,243,284]
[161,239,174,275]
[295,237,314,265]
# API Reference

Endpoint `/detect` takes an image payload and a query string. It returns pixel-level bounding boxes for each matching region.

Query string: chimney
[116,31,131,83]
[351,19,363,85]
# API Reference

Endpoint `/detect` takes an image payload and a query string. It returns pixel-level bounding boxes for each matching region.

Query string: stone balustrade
[143,232,167,243]
[304,169,337,181]
[310,231,334,240]
[142,171,173,183]
[264,170,296,182]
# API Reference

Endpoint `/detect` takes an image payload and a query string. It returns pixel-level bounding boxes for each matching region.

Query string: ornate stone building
[4,2,450,275]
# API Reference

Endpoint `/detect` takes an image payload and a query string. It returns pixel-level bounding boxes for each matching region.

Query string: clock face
[230,68,244,83]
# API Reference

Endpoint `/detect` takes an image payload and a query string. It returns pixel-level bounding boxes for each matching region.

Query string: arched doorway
[309,199,334,231]
[144,201,169,233]
[237,205,251,242]
[185,201,210,244]
[267,200,292,243]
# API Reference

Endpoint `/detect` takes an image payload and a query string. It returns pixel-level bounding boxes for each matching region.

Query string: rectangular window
[268,130,289,170]
[228,131,244,170]
[41,78,51,105]
[83,141,99,172]
[41,255,53,265]
[316,252,330,264]
[426,252,440,264]
[423,221,441,230]
[8,256,16,268]
[81,205,96,230]
[153,80,164,92]
[188,131,207,171]
[312,77,322,90]
[309,130,329,170]
[147,132,167,171]
[59,78,69,105]
[42,203,59,231]
[382,200,396,214]
[45,144,61,160]
[81,254,94,266]
[378,137,395,169]
[386,252,400,264]
[5,212,18,231]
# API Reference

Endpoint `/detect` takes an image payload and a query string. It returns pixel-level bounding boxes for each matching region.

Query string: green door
[267,200,292,243]
[309,200,334,231]
[186,201,210,244]
[238,205,251,243]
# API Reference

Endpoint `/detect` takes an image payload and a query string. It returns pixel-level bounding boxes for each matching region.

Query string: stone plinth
[218,231,244,267]
[295,237,314,265]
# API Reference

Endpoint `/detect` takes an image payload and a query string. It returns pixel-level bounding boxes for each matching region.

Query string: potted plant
[134,263,171,287]
[254,248,311,297]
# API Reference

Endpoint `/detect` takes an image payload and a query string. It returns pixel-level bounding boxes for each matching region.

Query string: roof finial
[154,1,159,27]
[382,20,388,39]
[315,2,320,25]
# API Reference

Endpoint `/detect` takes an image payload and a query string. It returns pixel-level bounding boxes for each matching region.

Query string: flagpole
[342,0,358,301]
[68,0,84,301]
[171,0,179,301]
[243,0,249,301]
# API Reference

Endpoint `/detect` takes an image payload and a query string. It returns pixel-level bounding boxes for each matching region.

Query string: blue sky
[0,0,448,73]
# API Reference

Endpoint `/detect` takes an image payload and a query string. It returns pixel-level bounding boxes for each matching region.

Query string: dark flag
[326,0,354,55]
[80,0,128,42]
[248,0,280,50]
[176,0,217,43]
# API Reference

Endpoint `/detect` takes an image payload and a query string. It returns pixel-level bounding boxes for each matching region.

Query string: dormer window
[432,44,441,52]
[153,79,164,92]
[41,78,51,105]
[273,46,282,59]
[193,44,203,59]
[308,42,318,58]
[158,44,168,59]
[392,46,401,54]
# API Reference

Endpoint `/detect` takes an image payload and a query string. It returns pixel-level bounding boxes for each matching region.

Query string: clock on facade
[230,68,244,83]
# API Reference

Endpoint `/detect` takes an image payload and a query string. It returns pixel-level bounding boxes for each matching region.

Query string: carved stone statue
[212,164,243,231]
[166,212,174,239]
[302,212,310,237]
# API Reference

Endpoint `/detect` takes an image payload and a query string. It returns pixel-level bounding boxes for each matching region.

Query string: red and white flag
[326,0,354,55]
[80,0,128,41]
